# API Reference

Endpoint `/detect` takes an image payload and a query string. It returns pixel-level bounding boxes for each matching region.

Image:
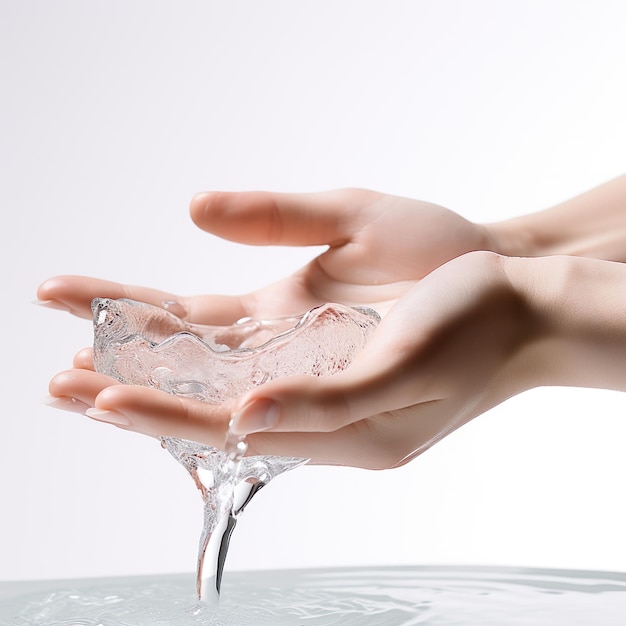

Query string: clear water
[3,565,626,625]
[160,436,307,603]
[90,299,380,603]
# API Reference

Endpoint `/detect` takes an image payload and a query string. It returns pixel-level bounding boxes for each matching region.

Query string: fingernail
[230,399,279,435]
[33,300,71,313]
[45,396,91,415]
[161,300,188,320]
[86,408,131,427]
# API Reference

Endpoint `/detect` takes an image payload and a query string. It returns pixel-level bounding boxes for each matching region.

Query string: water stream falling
[160,434,307,603]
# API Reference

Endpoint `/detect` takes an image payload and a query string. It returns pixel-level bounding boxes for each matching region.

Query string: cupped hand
[41,189,501,467]
[38,188,492,323]
[225,251,535,468]
[48,251,538,469]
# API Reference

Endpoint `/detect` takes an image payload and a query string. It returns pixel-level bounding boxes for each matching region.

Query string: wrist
[483,176,626,261]
[483,213,545,258]
[503,255,626,392]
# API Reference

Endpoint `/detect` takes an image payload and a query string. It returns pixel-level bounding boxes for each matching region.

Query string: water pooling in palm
[91,297,380,604]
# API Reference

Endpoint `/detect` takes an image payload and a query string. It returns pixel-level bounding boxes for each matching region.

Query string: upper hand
[38,188,492,322]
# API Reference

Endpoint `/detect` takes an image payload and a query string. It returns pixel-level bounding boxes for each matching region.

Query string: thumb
[229,299,443,435]
[189,189,378,247]
[229,351,421,436]
[230,374,354,435]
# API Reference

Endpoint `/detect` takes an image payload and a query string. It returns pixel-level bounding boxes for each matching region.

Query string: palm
[198,190,490,320]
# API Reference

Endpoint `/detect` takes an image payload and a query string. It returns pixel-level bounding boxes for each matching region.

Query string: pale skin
[40,176,626,469]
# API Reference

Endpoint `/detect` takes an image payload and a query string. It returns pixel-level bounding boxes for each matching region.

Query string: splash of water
[160,435,307,602]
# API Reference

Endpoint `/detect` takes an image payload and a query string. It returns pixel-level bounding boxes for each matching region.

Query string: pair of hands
[40,188,552,469]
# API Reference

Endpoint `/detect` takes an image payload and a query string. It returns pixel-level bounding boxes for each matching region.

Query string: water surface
[2,565,626,625]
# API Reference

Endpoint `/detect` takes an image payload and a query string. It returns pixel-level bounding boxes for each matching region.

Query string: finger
[36,275,248,325]
[244,424,397,469]
[189,189,379,247]
[37,276,183,320]
[83,384,403,469]
[243,403,446,470]
[73,347,94,370]
[86,385,232,449]
[48,369,121,407]
[229,356,428,436]
[48,369,229,444]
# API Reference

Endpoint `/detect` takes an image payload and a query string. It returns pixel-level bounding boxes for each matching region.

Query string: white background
[2,0,626,583]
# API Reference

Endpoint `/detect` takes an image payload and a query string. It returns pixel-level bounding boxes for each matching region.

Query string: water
[160,436,307,602]
[90,298,380,604]
[3,565,626,625]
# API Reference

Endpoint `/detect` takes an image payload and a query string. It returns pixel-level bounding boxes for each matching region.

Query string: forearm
[504,254,626,394]
[487,175,626,261]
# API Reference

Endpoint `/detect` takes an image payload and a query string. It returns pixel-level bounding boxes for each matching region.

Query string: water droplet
[251,369,270,386]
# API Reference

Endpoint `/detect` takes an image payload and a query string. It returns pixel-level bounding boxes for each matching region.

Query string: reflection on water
[2,565,626,625]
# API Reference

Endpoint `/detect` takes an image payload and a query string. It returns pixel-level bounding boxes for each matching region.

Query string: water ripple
[2,565,626,625]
